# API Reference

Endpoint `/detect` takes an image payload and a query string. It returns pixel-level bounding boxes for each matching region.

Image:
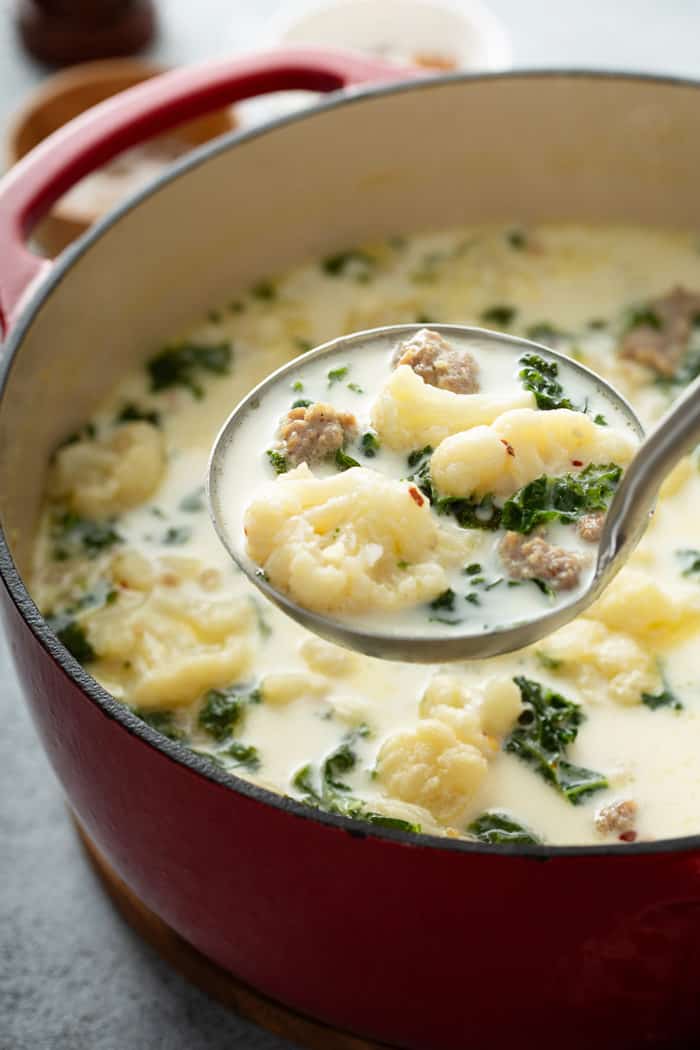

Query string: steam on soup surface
[31,225,700,846]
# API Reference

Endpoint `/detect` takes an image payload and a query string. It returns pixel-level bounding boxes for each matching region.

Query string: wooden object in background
[74,817,387,1050]
[16,0,157,66]
[7,58,237,256]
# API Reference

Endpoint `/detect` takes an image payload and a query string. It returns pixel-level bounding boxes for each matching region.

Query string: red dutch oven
[2,51,700,1050]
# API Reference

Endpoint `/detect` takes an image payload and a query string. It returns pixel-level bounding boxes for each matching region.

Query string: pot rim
[4,65,700,861]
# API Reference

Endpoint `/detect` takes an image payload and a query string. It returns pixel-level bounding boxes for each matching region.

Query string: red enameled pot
[2,52,700,1050]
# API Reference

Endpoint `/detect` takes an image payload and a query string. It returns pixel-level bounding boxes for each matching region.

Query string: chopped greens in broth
[30,224,700,847]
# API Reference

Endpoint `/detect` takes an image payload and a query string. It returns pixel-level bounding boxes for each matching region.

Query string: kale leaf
[676,548,700,577]
[505,676,608,804]
[115,402,161,427]
[198,683,261,742]
[501,462,622,534]
[335,448,360,471]
[468,811,541,845]
[518,352,576,411]
[147,341,232,398]
[223,741,261,771]
[322,250,375,277]
[293,727,420,834]
[641,671,683,712]
[179,486,206,513]
[53,621,96,663]
[50,511,122,561]
[481,304,517,326]
[361,432,381,458]
[266,449,288,474]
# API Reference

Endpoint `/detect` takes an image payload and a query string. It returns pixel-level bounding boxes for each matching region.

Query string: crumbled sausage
[393,328,480,394]
[620,286,700,376]
[498,532,583,591]
[576,510,605,543]
[595,799,638,835]
[277,402,357,467]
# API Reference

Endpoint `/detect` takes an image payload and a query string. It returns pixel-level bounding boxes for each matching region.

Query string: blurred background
[2,2,700,1049]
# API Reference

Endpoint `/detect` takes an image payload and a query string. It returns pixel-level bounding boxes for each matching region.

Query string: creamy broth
[31,225,700,846]
[218,329,638,637]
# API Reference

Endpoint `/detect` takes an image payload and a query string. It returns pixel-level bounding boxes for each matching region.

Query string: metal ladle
[208,322,692,663]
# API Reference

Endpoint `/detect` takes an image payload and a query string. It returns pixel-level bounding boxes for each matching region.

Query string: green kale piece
[429,589,456,612]
[115,402,160,427]
[179,486,206,512]
[506,228,527,250]
[434,492,502,531]
[266,449,288,474]
[50,511,122,561]
[468,811,541,845]
[162,525,192,545]
[518,351,576,411]
[676,548,700,577]
[361,432,381,458]
[291,398,313,409]
[505,676,607,804]
[250,279,277,301]
[641,671,683,712]
[594,413,608,426]
[132,707,186,742]
[525,322,567,345]
[198,683,260,742]
[500,463,622,534]
[327,365,349,385]
[292,724,420,833]
[335,448,360,471]
[322,250,375,277]
[147,341,232,398]
[407,445,433,469]
[347,382,364,394]
[54,621,96,663]
[223,741,261,771]
[53,422,96,455]
[481,304,517,326]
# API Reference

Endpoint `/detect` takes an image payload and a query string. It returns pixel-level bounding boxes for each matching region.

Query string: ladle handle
[598,372,700,572]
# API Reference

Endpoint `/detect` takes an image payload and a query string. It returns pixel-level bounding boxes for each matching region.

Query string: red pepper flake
[571,459,583,467]
[408,485,424,507]
[500,439,515,457]
[619,830,637,843]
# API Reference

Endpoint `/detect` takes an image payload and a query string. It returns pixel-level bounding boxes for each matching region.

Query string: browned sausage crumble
[498,532,583,591]
[277,402,357,467]
[620,285,700,376]
[576,510,605,543]
[393,328,480,394]
[595,799,638,836]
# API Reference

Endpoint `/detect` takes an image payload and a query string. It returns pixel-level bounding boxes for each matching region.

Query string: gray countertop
[2,2,700,1047]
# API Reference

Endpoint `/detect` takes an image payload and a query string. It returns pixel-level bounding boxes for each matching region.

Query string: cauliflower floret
[587,567,694,640]
[420,672,522,743]
[370,364,533,451]
[537,617,661,706]
[299,636,357,676]
[260,672,327,706]
[479,677,523,737]
[376,719,488,826]
[244,464,453,614]
[86,574,254,708]
[430,408,636,499]
[49,422,165,518]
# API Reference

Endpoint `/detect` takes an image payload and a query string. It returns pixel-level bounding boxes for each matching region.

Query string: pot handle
[0,48,415,336]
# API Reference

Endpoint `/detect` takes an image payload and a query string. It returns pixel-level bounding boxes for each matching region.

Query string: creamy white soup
[220,328,638,637]
[31,225,700,846]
